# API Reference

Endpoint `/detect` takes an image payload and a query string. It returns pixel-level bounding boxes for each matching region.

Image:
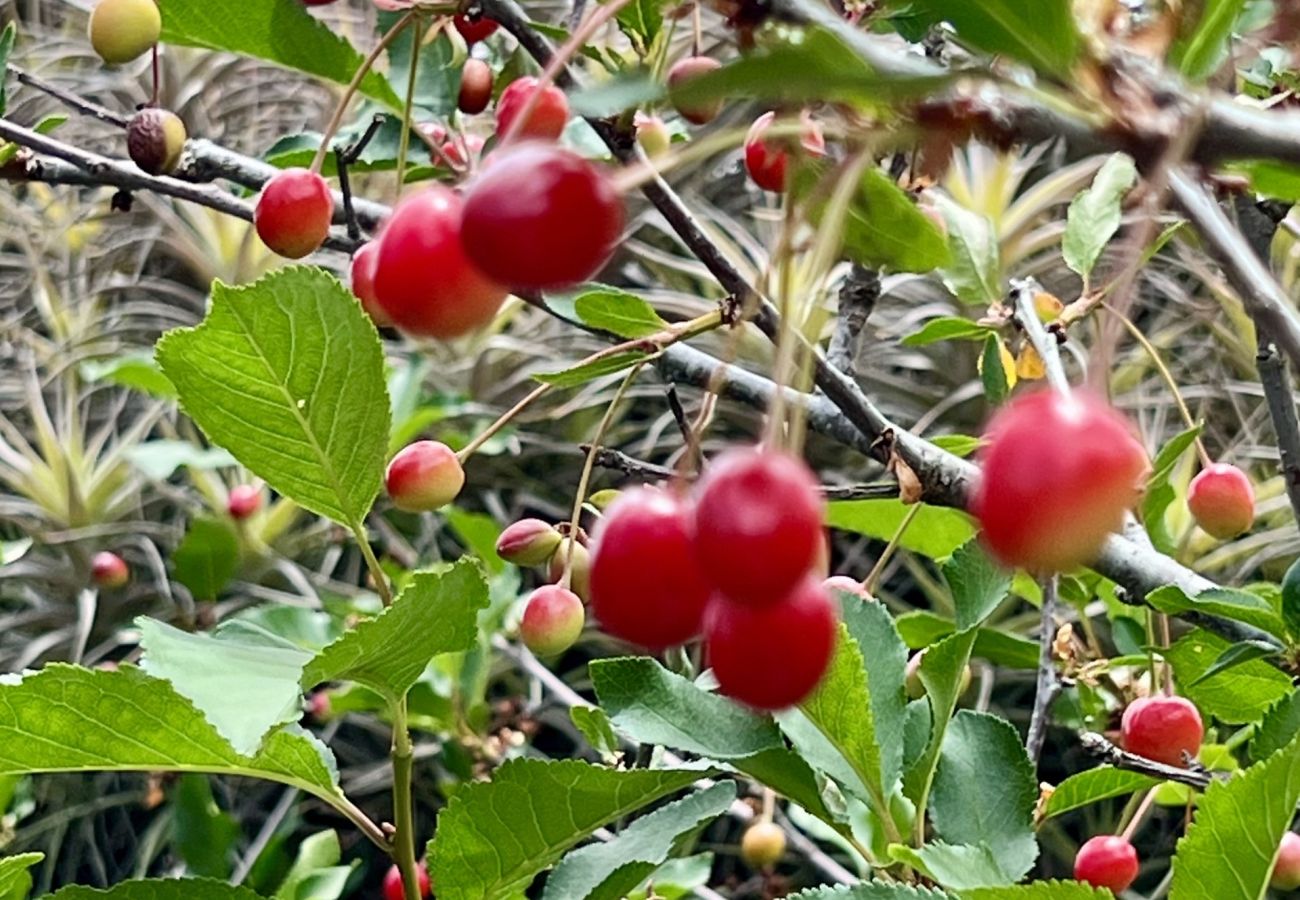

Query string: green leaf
[888,842,1020,890]
[1042,767,1160,819]
[1228,159,1300,202]
[172,518,241,600]
[1169,733,1300,900]
[826,500,976,561]
[936,195,1001,305]
[0,24,14,118]
[542,783,734,900]
[1166,629,1292,724]
[157,267,391,527]
[1147,585,1288,642]
[0,664,339,798]
[943,539,1010,631]
[273,829,349,900]
[1281,557,1300,640]
[903,630,977,810]
[443,508,506,575]
[1062,154,1138,280]
[386,24,459,115]
[895,611,1039,669]
[303,559,490,701]
[534,351,650,388]
[571,706,620,758]
[838,168,951,274]
[1172,0,1248,82]
[930,435,981,458]
[427,759,710,900]
[0,854,42,900]
[126,441,238,480]
[615,0,665,47]
[1250,691,1300,762]
[574,288,669,339]
[979,334,1011,405]
[49,880,265,900]
[1188,640,1282,686]
[79,351,177,398]
[568,72,665,117]
[930,712,1037,881]
[914,0,1080,78]
[1142,425,1201,553]
[901,317,995,347]
[160,1,400,109]
[139,618,312,756]
[962,883,1115,900]
[172,774,239,878]
[787,884,952,900]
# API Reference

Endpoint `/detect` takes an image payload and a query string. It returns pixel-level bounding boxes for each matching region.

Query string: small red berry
[227,484,262,520]
[459,58,494,115]
[496,518,563,567]
[547,538,591,602]
[589,487,713,651]
[91,551,129,589]
[307,690,331,720]
[382,862,431,900]
[705,577,837,710]
[1120,695,1203,767]
[385,441,465,512]
[372,185,508,339]
[741,821,786,869]
[520,585,585,657]
[692,447,824,606]
[1187,462,1255,539]
[495,76,569,142]
[971,389,1148,573]
[1272,832,1300,891]
[254,168,333,259]
[461,143,624,291]
[667,56,724,125]
[349,241,391,327]
[744,111,826,193]
[1073,835,1138,893]
[453,12,499,44]
[441,134,485,168]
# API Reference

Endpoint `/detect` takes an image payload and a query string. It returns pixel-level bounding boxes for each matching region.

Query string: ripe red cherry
[227,484,262,520]
[349,241,391,327]
[1187,462,1254,539]
[589,487,713,651]
[971,389,1148,573]
[495,76,569,142]
[692,447,824,606]
[453,13,499,44]
[705,577,837,710]
[1120,695,1203,767]
[1073,835,1138,893]
[459,58,494,115]
[372,185,507,338]
[520,585,585,657]
[382,862,431,900]
[385,441,465,512]
[91,551,129,589]
[1272,832,1300,890]
[461,143,623,291]
[254,168,333,259]
[744,111,826,193]
[667,56,724,125]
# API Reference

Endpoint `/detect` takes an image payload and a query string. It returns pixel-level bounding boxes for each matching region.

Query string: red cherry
[385,441,465,512]
[349,241,391,327]
[520,585,585,657]
[744,111,826,193]
[461,143,624,291]
[704,577,837,710]
[372,185,508,338]
[382,862,431,900]
[1073,836,1138,893]
[691,447,824,606]
[441,134,485,168]
[1187,462,1254,539]
[589,487,713,651]
[1272,832,1300,891]
[459,58,494,115]
[254,168,333,259]
[495,76,569,142]
[667,56,724,125]
[453,13,499,44]
[227,484,262,520]
[971,389,1148,573]
[91,551,129,589]
[1120,695,1203,767]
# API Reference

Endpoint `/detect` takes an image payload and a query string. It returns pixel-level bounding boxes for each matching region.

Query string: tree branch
[1025,577,1062,764]
[1079,732,1216,789]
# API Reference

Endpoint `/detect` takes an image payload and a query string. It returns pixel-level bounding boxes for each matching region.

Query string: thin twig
[1079,732,1216,789]
[1258,337,1300,528]
[1025,576,1062,764]
[1011,277,1070,394]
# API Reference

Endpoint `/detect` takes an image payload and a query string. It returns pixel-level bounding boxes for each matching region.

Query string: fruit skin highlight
[254,168,333,260]
[89,0,161,65]
[1120,695,1203,767]
[385,441,465,512]
[127,108,186,175]
[971,389,1148,573]
[1187,462,1255,539]
[1073,835,1138,893]
[520,585,585,657]
[495,76,569,142]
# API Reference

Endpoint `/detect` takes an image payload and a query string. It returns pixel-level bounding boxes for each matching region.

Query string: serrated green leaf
[427,759,711,900]
[79,351,177,398]
[1172,0,1248,82]
[172,518,240,600]
[1148,585,1288,642]
[1166,629,1291,724]
[931,712,1037,881]
[837,168,951,274]
[1281,557,1300,640]
[48,879,264,900]
[1250,691,1300,762]
[826,500,976,561]
[302,559,489,701]
[786,883,952,900]
[156,267,391,527]
[903,630,977,811]
[542,783,734,900]
[0,854,42,900]
[943,539,1010,631]
[570,706,620,758]
[914,0,1080,77]
[1169,733,1300,900]
[895,611,1039,669]
[574,288,668,339]
[1188,640,1282,686]
[1042,767,1159,819]
[615,0,665,47]
[889,841,1018,890]
[936,195,1001,305]
[1062,154,1137,280]
[160,1,401,109]
[962,882,1114,900]
[0,24,14,119]
[901,317,995,347]
[534,351,649,388]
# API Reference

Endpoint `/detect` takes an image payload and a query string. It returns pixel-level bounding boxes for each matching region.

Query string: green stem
[353,522,394,607]
[391,699,421,900]
[394,15,424,196]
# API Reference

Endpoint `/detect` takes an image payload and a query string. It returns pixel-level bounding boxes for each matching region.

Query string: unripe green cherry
[385,441,464,512]
[127,107,186,175]
[741,821,786,869]
[1272,832,1300,891]
[496,518,562,567]
[89,0,161,65]
[635,113,671,158]
[520,585,585,657]
[547,538,591,602]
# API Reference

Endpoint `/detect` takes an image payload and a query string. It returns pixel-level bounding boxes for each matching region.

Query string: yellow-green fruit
[741,821,786,869]
[127,108,186,175]
[89,0,161,65]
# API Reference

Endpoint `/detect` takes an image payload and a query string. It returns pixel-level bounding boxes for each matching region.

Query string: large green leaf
[0,854,42,900]
[826,500,976,561]
[914,0,1080,78]
[49,880,265,900]
[1147,585,1288,642]
[838,168,951,274]
[942,540,1010,631]
[428,759,710,900]
[1165,629,1291,724]
[961,884,1114,900]
[159,0,401,108]
[1062,154,1137,281]
[172,517,241,600]
[787,885,951,900]
[541,783,734,900]
[1042,767,1159,819]
[157,267,391,527]
[1172,0,1248,82]
[934,195,1001,305]
[1169,734,1300,900]
[574,288,669,339]
[1250,691,1300,762]
[903,630,978,810]
[172,775,239,878]
[303,560,489,701]
[889,842,1021,890]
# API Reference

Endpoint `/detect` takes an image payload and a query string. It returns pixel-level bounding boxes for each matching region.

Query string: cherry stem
[863,504,920,594]
[310,10,418,176]
[390,699,422,900]
[691,1,702,58]
[760,787,775,823]
[150,45,160,107]
[455,382,553,464]
[352,522,394,607]
[1119,786,1159,842]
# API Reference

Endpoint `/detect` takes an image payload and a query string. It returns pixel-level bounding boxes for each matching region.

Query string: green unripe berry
[741,821,786,869]
[496,518,563,567]
[127,108,186,175]
[89,0,161,65]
